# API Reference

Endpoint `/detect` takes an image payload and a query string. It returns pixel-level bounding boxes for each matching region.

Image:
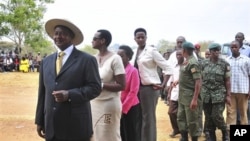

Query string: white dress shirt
[131,45,172,85]
[58,45,74,66]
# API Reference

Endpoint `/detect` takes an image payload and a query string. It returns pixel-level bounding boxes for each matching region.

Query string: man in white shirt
[168,36,198,67]
[168,36,202,135]
[167,49,183,138]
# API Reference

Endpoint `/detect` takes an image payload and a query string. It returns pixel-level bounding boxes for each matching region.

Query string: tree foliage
[24,30,55,54]
[196,40,214,52]
[157,39,175,54]
[0,0,54,54]
[0,41,15,50]
[80,45,98,55]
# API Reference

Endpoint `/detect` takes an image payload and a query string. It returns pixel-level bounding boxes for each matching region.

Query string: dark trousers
[37,61,41,72]
[46,137,90,141]
[121,104,141,141]
[203,101,227,131]
[168,100,180,133]
[4,64,14,71]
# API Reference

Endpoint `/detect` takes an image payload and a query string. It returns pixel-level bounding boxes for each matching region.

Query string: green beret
[208,43,221,49]
[182,42,194,49]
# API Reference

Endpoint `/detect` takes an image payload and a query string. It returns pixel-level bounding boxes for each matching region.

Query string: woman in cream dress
[91,29,126,141]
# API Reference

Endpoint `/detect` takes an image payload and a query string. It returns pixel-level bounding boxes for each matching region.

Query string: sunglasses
[93,37,101,41]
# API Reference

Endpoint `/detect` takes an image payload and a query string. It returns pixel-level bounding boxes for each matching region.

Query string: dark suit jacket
[35,47,101,140]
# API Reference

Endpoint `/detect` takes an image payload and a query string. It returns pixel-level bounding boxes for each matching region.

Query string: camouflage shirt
[201,58,230,103]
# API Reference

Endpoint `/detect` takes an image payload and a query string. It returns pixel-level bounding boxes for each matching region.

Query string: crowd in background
[0,51,47,73]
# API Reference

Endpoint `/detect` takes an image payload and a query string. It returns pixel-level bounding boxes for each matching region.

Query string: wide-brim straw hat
[45,19,84,45]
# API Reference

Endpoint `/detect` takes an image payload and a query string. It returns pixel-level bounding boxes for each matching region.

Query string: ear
[101,38,105,45]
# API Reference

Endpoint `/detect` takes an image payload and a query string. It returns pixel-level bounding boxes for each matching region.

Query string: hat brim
[45,19,84,45]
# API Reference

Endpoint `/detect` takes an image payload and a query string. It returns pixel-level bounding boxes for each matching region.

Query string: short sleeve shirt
[179,55,201,105]
[179,55,201,91]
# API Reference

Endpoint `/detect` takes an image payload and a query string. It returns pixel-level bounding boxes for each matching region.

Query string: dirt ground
[0,72,220,141]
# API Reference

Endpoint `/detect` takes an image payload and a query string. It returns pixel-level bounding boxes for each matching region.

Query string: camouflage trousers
[203,100,227,131]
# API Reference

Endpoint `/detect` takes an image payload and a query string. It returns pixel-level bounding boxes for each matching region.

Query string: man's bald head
[176,36,186,49]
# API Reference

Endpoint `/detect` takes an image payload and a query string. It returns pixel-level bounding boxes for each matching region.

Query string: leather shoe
[169,131,180,138]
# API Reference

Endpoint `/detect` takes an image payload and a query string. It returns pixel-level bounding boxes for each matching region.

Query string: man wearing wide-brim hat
[35,18,102,141]
[177,41,202,141]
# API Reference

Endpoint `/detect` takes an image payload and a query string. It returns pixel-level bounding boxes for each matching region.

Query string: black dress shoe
[169,131,180,138]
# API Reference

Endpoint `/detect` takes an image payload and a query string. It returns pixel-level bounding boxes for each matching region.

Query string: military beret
[194,44,201,49]
[208,43,221,49]
[182,42,194,49]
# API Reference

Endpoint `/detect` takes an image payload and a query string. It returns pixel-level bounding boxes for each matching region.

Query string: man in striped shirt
[226,40,250,129]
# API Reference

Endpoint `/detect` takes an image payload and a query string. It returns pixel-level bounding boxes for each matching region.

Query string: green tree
[24,31,55,54]
[157,39,175,54]
[197,40,214,52]
[81,45,98,55]
[0,0,54,54]
[0,41,15,50]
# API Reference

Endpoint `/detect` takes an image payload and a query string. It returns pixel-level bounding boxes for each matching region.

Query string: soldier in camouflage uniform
[177,42,202,141]
[201,43,231,141]
[194,43,205,137]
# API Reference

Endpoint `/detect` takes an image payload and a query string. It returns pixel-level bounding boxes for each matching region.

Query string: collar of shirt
[241,44,249,49]
[57,45,74,64]
[228,54,244,59]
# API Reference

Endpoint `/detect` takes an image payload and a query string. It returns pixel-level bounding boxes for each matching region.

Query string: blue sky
[43,0,250,47]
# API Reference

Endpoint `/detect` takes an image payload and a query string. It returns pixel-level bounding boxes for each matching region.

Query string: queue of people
[34,18,250,141]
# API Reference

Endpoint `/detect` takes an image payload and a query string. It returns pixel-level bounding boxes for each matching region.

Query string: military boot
[221,130,229,141]
[179,131,188,141]
[191,136,198,141]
